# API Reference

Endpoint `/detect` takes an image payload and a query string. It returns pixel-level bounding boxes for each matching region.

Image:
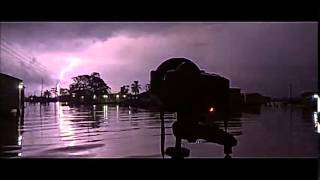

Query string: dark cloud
[1,22,179,52]
[0,22,317,97]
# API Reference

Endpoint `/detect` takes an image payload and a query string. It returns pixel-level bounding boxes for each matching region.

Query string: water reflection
[241,105,261,115]
[0,114,23,157]
[116,105,119,119]
[58,106,76,146]
[103,105,108,120]
[313,112,319,133]
[0,102,318,158]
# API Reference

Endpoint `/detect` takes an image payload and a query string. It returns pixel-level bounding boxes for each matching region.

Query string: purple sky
[0,22,317,97]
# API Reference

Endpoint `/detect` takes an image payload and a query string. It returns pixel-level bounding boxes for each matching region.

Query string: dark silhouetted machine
[150,58,237,158]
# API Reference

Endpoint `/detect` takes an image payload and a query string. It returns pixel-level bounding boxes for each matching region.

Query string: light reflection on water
[313,112,319,133]
[0,102,318,158]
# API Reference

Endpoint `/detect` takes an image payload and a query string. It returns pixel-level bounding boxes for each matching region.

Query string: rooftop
[0,73,23,82]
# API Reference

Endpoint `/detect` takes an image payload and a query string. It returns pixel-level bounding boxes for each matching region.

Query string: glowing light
[72,93,76,98]
[18,82,24,89]
[313,94,319,112]
[18,153,21,157]
[17,135,22,146]
[81,96,84,99]
[103,95,108,98]
[58,104,76,146]
[314,112,319,133]
[93,105,96,119]
[93,95,97,99]
[209,107,215,112]
[313,112,317,123]
[116,94,120,98]
[116,105,119,119]
[103,105,108,120]
[123,95,126,98]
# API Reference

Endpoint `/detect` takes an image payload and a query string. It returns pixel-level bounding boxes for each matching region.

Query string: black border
[0,158,318,179]
[0,3,318,179]
[0,3,318,21]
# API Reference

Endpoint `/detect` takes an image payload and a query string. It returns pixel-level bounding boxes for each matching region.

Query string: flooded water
[0,102,318,158]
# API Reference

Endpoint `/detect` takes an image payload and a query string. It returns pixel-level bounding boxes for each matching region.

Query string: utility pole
[41,78,43,97]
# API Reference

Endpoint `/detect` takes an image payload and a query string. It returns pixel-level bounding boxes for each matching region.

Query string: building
[300,91,318,110]
[229,87,242,107]
[65,91,130,104]
[242,93,270,105]
[0,73,24,116]
[228,87,242,117]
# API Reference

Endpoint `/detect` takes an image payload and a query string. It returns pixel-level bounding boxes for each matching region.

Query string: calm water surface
[0,102,318,158]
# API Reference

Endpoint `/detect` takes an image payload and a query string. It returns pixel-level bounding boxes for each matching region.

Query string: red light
[209,107,215,112]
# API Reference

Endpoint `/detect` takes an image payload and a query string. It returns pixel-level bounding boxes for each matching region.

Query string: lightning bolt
[57,57,80,96]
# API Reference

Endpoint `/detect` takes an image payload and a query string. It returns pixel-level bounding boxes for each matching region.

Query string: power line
[0,37,50,73]
[0,46,49,75]
[0,45,49,74]
[0,42,50,73]
[1,44,37,66]
[1,37,35,61]
[1,44,33,64]
[1,40,41,67]
[1,37,56,96]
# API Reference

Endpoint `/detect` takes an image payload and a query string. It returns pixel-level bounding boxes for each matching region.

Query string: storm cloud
[0,22,317,97]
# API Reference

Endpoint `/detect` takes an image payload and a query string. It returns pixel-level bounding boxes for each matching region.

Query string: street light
[18,82,24,89]
[209,107,215,113]
[103,95,108,98]
[18,82,24,116]
[116,94,119,99]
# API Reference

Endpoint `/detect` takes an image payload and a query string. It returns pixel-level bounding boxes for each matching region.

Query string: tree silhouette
[131,81,141,95]
[43,90,51,99]
[120,85,130,94]
[70,72,111,96]
[60,88,69,96]
[145,83,151,92]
